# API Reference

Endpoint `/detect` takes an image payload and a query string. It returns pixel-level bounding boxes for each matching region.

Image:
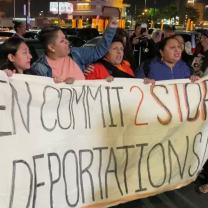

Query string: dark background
[1,0,208,17]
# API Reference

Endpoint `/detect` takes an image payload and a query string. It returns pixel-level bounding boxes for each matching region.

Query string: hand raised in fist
[109,17,118,28]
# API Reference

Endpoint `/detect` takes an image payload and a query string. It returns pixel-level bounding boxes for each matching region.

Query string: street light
[145,0,147,9]
[39,10,43,16]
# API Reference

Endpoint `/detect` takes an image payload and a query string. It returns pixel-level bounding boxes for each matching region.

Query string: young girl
[1,37,34,75]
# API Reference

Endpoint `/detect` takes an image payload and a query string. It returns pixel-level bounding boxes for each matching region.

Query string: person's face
[9,42,32,72]
[135,26,141,36]
[50,30,69,58]
[105,41,124,65]
[160,39,182,64]
[17,24,26,35]
[200,35,208,51]
[153,31,162,43]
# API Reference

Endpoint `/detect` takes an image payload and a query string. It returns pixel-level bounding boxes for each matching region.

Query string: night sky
[126,0,208,9]
[1,0,208,17]
[126,0,174,8]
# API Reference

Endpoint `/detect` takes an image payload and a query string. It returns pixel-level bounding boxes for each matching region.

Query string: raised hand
[108,17,118,28]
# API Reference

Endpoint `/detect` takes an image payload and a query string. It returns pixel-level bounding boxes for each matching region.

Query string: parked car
[24,31,40,39]
[0,31,15,38]
[82,36,102,47]
[0,30,40,41]
[0,31,15,43]
[61,28,100,41]
[66,35,86,47]
[0,30,39,42]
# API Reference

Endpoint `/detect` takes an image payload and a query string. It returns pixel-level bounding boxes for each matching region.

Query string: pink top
[47,56,85,80]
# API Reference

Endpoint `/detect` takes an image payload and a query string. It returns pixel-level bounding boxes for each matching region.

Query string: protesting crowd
[1,17,208,196]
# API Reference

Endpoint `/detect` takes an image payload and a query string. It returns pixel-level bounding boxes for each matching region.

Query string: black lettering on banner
[184,83,201,121]
[147,143,167,188]
[0,79,7,83]
[105,87,117,127]
[0,74,12,136]
[105,147,123,198]
[130,86,148,126]
[189,132,202,177]
[151,85,172,125]
[86,86,106,128]
[117,145,134,194]
[41,86,60,131]
[48,153,61,208]
[201,80,208,120]
[10,82,32,134]
[201,135,208,166]
[32,154,45,207]
[168,137,189,183]
[112,87,124,127]
[57,88,74,129]
[63,150,79,207]
[9,160,33,208]
[79,149,95,203]
[0,104,12,137]
[93,147,108,200]
[72,86,87,129]
[135,143,148,192]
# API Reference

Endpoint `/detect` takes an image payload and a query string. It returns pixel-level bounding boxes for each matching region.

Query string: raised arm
[70,17,118,70]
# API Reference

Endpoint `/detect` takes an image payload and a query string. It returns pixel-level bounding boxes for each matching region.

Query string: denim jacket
[30,27,116,77]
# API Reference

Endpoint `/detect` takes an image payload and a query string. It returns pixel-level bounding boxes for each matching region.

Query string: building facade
[69,0,126,18]
[187,0,205,22]
[65,0,128,31]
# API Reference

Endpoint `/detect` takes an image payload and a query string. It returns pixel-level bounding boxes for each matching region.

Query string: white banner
[0,71,208,208]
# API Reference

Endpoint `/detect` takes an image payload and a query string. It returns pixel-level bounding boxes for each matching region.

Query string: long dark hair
[1,37,25,70]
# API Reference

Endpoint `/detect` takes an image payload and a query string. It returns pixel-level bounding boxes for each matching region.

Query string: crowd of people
[1,19,208,193]
[2,19,208,82]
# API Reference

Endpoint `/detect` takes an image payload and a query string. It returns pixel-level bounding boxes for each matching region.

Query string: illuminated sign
[49,2,73,14]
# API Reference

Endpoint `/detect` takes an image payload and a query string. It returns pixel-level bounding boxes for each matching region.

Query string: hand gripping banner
[0,71,208,207]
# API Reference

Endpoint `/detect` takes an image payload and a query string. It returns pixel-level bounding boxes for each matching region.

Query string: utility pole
[26,0,31,29]
[13,0,15,19]
[153,0,156,15]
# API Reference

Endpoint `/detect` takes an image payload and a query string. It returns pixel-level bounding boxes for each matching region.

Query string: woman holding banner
[136,36,199,84]
[30,17,118,84]
[85,38,135,81]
